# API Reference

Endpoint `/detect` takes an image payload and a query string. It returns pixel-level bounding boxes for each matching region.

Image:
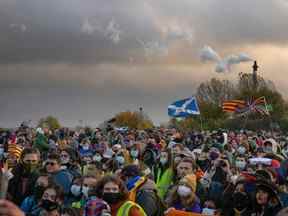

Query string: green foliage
[38,116,61,130]
[192,72,288,131]
[114,110,154,130]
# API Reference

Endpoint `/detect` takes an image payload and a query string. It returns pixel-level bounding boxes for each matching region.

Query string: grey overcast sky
[1,0,288,127]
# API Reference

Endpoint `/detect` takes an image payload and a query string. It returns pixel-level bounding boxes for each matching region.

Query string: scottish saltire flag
[168,97,200,117]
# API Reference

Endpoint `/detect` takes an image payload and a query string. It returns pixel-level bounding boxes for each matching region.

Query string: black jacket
[8,164,39,205]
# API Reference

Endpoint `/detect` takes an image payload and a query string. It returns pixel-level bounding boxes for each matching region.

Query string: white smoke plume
[200,45,253,73]
[81,18,96,35]
[81,18,122,44]
[104,19,122,44]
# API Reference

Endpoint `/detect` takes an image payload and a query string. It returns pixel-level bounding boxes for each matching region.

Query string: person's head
[120,165,141,183]
[94,175,128,205]
[232,191,250,211]
[235,156,247,171]
[256,188,270,206]
[176,157,195,179]
[129,144,141,159]
[159,149,172,167]
[20,148,40,173]
[34,174,54,200]
[41,184,64,205]
[83,163,104,180]
[82,176,98,197]
[114,153,126,166]
[255,182,278,206]
[168,175,197,208]
[45,153,61,173]
[60,150,71,165]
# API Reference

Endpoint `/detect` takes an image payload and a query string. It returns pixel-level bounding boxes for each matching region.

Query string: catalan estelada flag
[222,100,246,113]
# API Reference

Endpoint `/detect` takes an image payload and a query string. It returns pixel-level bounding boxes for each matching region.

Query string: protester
[2,123,288,216]
[8,148,41,205]
[93,175,146,216]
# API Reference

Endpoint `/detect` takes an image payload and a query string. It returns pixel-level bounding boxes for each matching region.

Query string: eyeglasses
[46,162,57,166]
[60,154,69,158]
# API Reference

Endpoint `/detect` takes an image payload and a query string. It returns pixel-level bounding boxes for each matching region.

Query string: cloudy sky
[1,0,288,127]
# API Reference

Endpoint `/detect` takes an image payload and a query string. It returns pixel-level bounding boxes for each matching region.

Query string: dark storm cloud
[0,0,160,64]
[1,0,288,126]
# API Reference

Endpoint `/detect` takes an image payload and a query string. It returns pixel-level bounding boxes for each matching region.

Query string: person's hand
[0,199,25,216]
[276,207,288,216]
[164,207,175,215]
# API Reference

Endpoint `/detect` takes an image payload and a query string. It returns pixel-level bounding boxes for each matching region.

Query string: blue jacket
[52,169,73,205]
[20,196,41,216]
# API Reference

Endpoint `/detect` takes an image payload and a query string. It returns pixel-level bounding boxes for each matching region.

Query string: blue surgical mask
[238,147,246,155]
[202,208,215,215]
[264,146,273,153]
[116,156,125,165]
[235,161,246,170]
[130,150,139,158]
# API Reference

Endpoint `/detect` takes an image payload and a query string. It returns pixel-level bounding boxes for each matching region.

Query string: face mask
[202,208,215,215]
[233,192,249,211]
[93,155,102,162]
[200,178,210,188]
[102,192,122,204]
[264,146,273,153]
[0,148,4,156]
[61,157,70,165]
[177,185,192,197]
[209,151,219,161]
[130,150,139,158]
[33,185,46,200]
[71,185,82,197]
[116,156,125,165]
[41,199,58,211]
[160,157,168,165]
[83,145,90,150]
[82,186,89,198]
[238,147,246,155]
[235,161,246,170]
[23,163,38,173]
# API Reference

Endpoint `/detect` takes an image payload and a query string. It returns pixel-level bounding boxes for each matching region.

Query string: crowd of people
[1,123,288,215]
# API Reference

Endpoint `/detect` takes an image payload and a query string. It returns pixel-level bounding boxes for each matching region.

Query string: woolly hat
[179,174,197,193]
[84,197,111,216]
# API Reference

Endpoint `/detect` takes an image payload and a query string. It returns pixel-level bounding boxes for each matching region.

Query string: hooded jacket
[129,177,163,216]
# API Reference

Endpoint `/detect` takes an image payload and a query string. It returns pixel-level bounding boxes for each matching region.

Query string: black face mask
[33,185,46,200]
[233,192,249,211]
[102,192,123,204]
[40,199,58,211]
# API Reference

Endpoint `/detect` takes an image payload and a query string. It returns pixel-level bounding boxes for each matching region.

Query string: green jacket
[155,167,174,199]
[33,133,50,152]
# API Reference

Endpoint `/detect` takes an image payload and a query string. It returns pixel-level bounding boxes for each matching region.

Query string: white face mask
[160,157,168,165]
[83,145,90,150]
[202,208,215,215]
[116,156,125,165]
[61,157,70,164]
[235,161,246,170]
[93,155,102,162]
[130,150,139,158]
[0,148,4,156]
[177,185,192,197]
[70,185,81,197]
[82,186,89,198]
[238,147,246,155]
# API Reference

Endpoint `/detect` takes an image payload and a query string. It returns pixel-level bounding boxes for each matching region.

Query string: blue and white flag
[168,97,200,117]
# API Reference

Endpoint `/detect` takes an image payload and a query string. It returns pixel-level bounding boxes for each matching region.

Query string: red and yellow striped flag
[222,100,246,113]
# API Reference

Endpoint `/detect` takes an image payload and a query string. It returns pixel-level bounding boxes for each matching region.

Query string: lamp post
[252,61,258,89]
